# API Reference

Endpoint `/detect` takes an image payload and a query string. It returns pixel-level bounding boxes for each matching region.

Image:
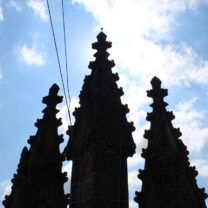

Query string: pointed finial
[150,76,161,90]
[101,27,103,31]
[42,83,63,105]
[147,77,168,110]
[97,29,107,42]
[49,83,60,96]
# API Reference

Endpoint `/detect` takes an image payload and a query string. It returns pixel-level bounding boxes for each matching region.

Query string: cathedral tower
[134,77,207,208]
[3,84,69,208]
[64,31,136,208]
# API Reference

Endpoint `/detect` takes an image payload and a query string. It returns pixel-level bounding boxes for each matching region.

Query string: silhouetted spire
[134,77,207,208]
[64,30,136,208]
[65,30,136,159]
[3,147,29,208]
[3,84,69,208]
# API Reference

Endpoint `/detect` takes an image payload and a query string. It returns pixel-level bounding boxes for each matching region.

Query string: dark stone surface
[3,84,69,208]
[135,76,207,208]
[64,30,136,208]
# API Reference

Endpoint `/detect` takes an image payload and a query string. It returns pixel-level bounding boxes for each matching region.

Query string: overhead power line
[46,0,72,126]
[61,0,71,106]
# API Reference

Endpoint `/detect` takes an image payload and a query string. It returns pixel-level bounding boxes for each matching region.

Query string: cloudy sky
[0,0,208,207]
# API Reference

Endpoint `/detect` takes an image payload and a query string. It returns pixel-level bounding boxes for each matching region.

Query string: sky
[0,0,208,207]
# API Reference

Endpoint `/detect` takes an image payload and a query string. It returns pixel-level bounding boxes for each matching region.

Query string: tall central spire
[64,30,136,208]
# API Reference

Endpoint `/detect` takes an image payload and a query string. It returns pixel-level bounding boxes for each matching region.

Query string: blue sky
[0,0,208,207]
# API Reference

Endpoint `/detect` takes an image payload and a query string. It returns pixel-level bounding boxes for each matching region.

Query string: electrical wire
[61,0,71,106]
[46,0,72,126]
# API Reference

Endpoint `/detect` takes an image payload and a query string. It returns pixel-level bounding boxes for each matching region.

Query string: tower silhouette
[3,32,207,208]
[134,77,207,208]
[3,84,69,208]
[64,31,136,208]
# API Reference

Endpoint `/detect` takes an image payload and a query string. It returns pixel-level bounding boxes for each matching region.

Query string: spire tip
[150,76,161,90]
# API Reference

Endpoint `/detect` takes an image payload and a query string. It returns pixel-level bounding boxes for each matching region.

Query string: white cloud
[73,0,208,34]
[17,44,45,66]
[129,200,137,208]
[118,76,149,169]
[0,181,11,200]
[113,41,208,86]
[0,5,3,22]
[62,162,72,193]
[63,162,72,180]
[9,0,22,12]
[173,98,208,154]
[191,159,208,177]
[128,170,141,191]
[26,0,48,21]
[58,97,80,132]
[73,0,208,87]
[128,127,147,169]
